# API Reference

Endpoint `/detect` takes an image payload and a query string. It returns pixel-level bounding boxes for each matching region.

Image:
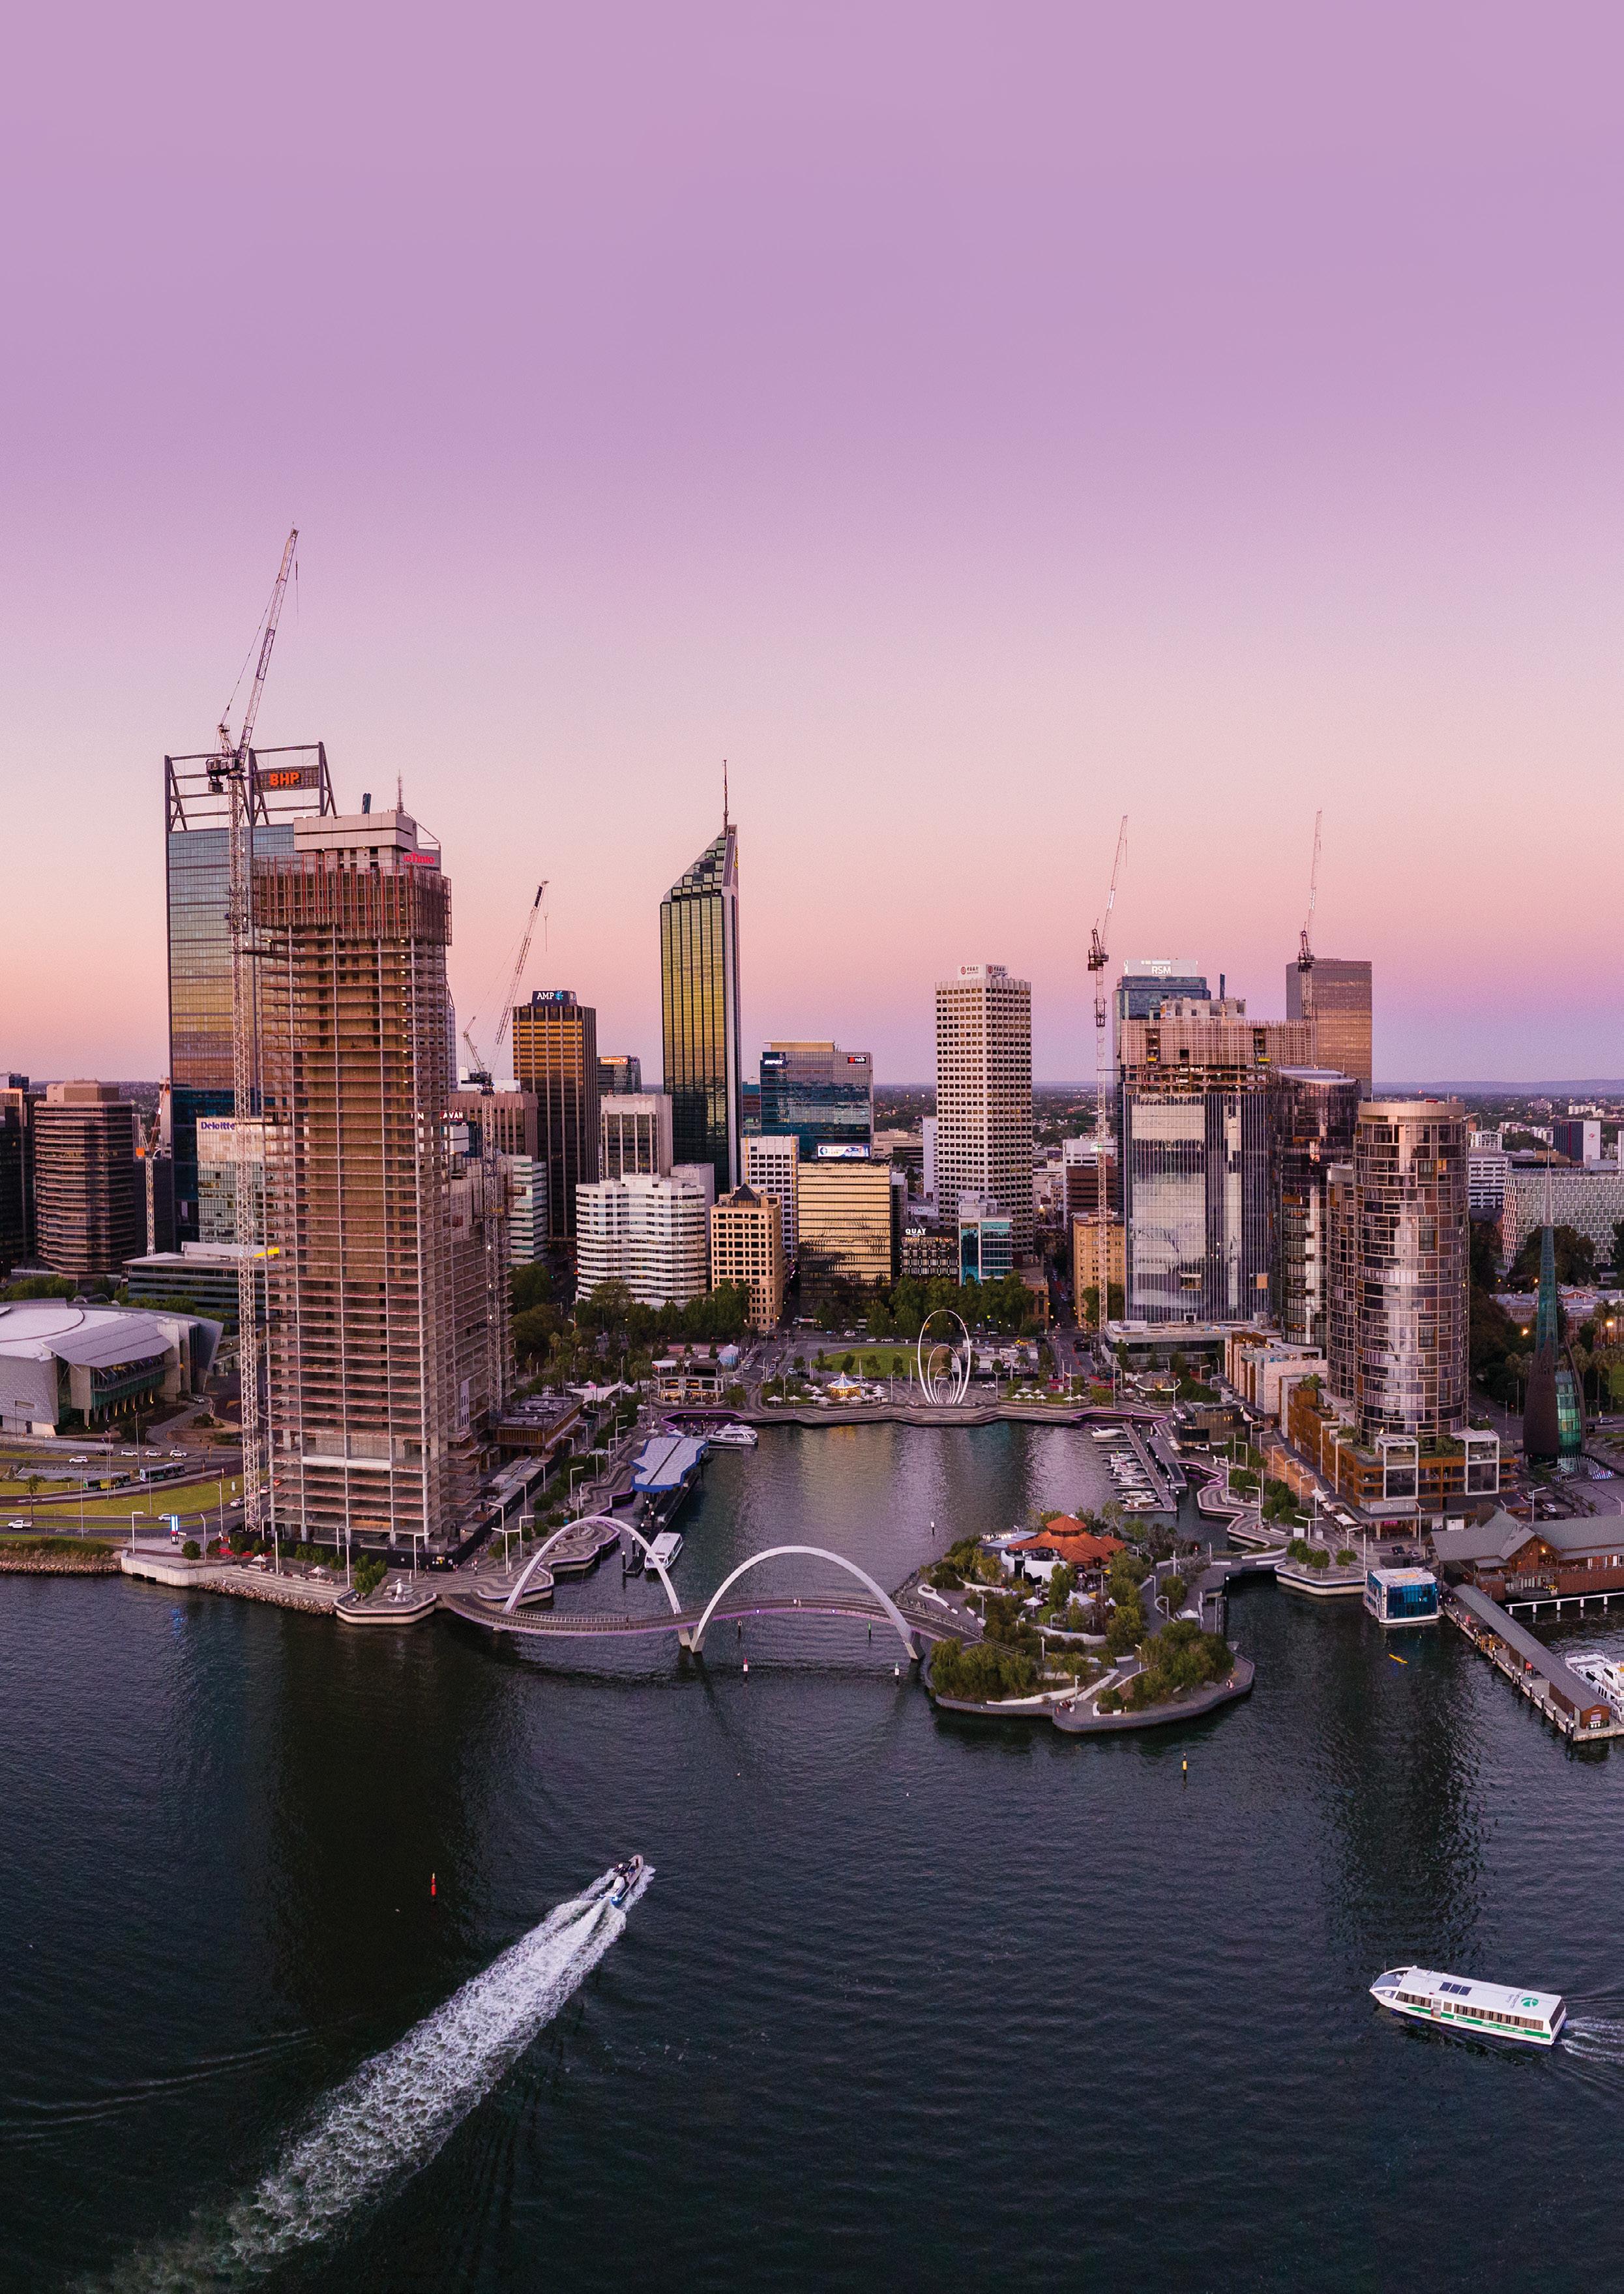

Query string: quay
[1445,1584,1622,1742]
[119,1550,342,1615]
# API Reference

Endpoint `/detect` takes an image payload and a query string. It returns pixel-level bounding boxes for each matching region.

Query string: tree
[1160,1573,1187,1613]
[510,1261,553,1315]
[1508,1224,1595,1289]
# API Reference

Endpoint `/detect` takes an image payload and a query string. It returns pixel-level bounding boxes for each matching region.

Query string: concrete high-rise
[1287,958,1372,1094]
[574,1173,709,1308]
[933,965,1033,1252]
[511,991,599,1244]
[743,1133,799,1268]
[252,807,510,1551]
[1326,1099,1468,1439]
[711,1184,786,1331]
[163,744,334,1241]
[32,1084,142,1284]
[1117,999,1314,1322]
[660,822,742,1199]
[601,1092,673,1179]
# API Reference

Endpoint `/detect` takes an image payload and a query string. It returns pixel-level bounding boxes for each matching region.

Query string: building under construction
[252,807,510,1551]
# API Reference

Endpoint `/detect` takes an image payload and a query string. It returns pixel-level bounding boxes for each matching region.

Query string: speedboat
[1369,1966,1564,2046]
[609,1855,645,1909]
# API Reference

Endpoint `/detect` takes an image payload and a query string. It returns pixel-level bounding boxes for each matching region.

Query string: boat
[1091,1427,1124,1443]
[1368,1967,1565,2046]
[609,1854,645,1909]
[645,1530,683,1573]
[1566,1651,1624,1716]
[705,1422,759,1449]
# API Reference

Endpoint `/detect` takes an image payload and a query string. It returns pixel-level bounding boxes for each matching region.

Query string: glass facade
[164,747,331,1240]
[758,1043,872,1158]
[1327,1101,1468,1439]
[510,992,599,1242]
[1122,1090,1277,1321]
[659,826,741,1199]
[1115,964,1209,1028]
[1274,1069,1361,1349]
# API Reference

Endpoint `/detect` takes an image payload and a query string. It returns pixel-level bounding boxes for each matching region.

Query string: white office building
[504,1154,548,1264]
[574,1173,709,1309]
[934,966,1033,1252]
[601,1091,673,1179]
[743,1133,800,1267]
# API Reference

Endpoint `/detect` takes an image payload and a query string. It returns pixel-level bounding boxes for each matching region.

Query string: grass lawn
[3,1476,243,1524]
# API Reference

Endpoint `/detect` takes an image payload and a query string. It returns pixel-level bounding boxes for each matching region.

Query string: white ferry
[1369,1967,1565,2046]
[705,1422,759,1449]
[645,1530,683,1573]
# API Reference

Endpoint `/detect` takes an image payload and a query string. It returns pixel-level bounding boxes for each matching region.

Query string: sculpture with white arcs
[915,1308,971,1406]
[683,1544,919,1659]
[503,1513,681,1617]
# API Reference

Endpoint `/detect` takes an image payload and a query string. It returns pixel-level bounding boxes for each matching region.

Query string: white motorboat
[609,1854,645,1909]
[705,1422,759,1449]
[1369,1967,1565,2046]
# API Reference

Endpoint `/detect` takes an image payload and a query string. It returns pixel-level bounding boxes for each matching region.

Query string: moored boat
[1369,1966,1565,2046]
[705,1422,759,1448]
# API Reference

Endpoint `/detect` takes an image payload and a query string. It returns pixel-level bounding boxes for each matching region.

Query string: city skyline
[5,8,1621,1086]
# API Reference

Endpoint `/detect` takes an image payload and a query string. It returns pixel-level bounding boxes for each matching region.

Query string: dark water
[7,1422,1624,2291]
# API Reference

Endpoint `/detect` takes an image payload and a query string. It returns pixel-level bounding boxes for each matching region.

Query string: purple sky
[4,1,1620,1084]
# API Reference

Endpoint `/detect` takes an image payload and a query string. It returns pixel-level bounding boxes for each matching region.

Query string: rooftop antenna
[396,771,404,813]
[722,757,730,837]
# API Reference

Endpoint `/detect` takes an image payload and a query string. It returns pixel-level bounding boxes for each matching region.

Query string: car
[169,1450,186,1459]
[121,1448,140,1457]
[8,1519,27,1530]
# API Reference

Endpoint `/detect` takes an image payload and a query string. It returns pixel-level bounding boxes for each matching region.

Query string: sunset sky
[3,1,1619,1085]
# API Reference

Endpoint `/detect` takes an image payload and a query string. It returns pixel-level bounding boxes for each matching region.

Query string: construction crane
[1084,815,1128,1332]
[1297,809,1323,1026]
[213,528,299,1544]
[462,881,548,1092]
[1088,816,1128,1143]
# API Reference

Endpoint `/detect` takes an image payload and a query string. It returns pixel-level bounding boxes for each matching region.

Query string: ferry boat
[645,1530,683,1573]
[1565,1651,1624,1716]
[609,1855,645,1909]
[705,1422,759,1449]
[1369,1967,1565,2046]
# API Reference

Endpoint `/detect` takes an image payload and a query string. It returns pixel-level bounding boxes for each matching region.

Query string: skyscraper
[1114,959,1209,1028]
[1274,1068,1361,1349]
[598,1054,643,1096]
[511,991,600,1243]
[1325,1099,1468,1438]
[31,1084,142,1284]
[1287,957,1372,1094]
[164,745,334,1241]
[253,805,509,1550]
[934,965,1033,1252]
[758,1042,873,1156]
[1117,999,1314,1322]
[660,821,742,1198]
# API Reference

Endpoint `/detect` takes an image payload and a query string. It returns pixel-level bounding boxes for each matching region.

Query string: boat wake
[1558,2015,1624,2066]
[91,1861,652,2290]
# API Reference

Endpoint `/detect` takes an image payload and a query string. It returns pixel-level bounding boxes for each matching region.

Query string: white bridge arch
[503,1512,681,1617]
[683,1544,919,1659]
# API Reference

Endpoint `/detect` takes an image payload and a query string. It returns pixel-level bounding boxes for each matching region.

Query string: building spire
[722,756,730,838]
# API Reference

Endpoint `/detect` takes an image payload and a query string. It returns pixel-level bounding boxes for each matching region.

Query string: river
[5,1420,1624,2290]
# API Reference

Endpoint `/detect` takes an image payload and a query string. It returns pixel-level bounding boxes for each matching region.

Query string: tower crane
[462,881,548,1092]
[1084,815,1127,1332]
[1297,809,1322,1028]
[213,527,299,1543]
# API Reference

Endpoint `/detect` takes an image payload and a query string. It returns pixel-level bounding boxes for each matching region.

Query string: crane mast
[1084,815,1127,1330]
[1297,809,1322,1030]
[461,881,548,1091]
[214,528,298,1543]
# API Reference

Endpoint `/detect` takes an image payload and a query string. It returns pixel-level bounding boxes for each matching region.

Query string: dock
[1445,1584,1623,1741]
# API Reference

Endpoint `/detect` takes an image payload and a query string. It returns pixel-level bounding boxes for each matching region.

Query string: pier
[1445,1585,1623,1741]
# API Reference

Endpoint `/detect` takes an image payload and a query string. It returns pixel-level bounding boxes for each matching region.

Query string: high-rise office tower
[660,820,742,1199]
[1287,958,1372,1094]
[254,806,509,1549]
[511,991,599,1244]
[933,965,1033,1252]
[0,1078,37,1276]
[1117,999,1315,1322]
[574,1173,709,1308]
[711,1185,786,1330]
[598,1054,643,1096]
[758,1043,873,1156]
[1114,959,1210,1029]
[797,1156,897,1297]
[743,1133,799,1267]
[1325,1099,1468,1438]
[1274,1069,1361,1349]
[164,745,335,1240]
[601,1092,674,1179]
[31,1084,143,1285]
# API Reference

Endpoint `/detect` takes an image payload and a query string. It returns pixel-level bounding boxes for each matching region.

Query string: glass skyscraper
[164,745,333,1240]
[756,1041,872,1157]
[660,822,741,1199]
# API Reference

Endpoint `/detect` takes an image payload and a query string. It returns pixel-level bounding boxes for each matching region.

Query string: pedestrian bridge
[444,1517,931,1662]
